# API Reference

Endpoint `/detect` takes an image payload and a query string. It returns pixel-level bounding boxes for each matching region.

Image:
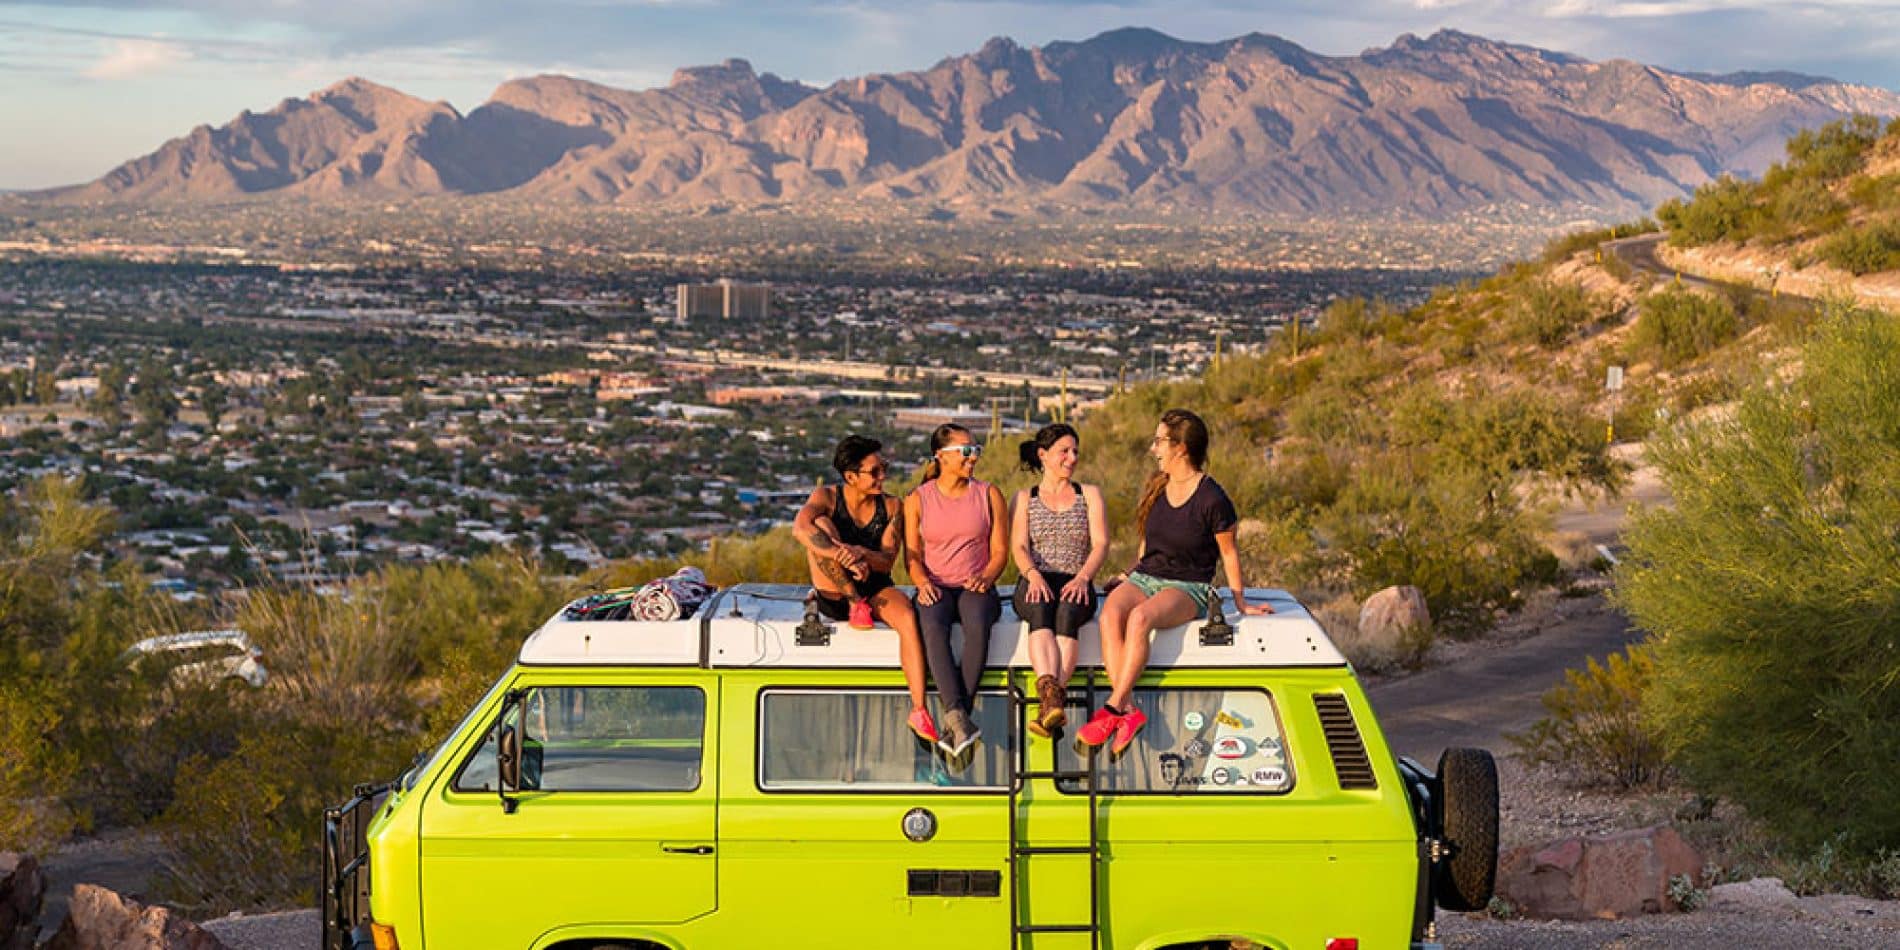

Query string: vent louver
[1313,693,1377,790]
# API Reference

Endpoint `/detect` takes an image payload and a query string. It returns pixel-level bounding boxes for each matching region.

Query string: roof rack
[519,583,1347,669]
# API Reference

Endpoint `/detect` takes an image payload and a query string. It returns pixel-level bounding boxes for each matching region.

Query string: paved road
[1368,451,1668,762]
[1368,599,1639,761]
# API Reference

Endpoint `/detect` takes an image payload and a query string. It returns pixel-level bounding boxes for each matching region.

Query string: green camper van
[323,584,1496,950]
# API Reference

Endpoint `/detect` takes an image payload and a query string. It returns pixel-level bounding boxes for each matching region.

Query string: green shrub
[1504,279,1606,347]
[1817,220,1900,275]
[1783,115,1884,182]
[1769,178,1847,235]
[1659,177,1762,246]
[1847,174,1900,212]
[1631,288,1740,367]
[1317,460,1545,633]
[1508,644,1667,788]
[1618,304,1900,860]
[0,682,78,853]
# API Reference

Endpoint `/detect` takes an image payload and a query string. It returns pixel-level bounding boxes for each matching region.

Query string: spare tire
[1434,747,1498,911]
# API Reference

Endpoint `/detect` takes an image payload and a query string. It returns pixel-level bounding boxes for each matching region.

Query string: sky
[3,0,1899,190]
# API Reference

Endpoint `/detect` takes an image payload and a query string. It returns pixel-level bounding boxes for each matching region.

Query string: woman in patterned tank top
[1009,424,1109,737]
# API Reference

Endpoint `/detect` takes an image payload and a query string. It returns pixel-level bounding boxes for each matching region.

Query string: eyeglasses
[852,464,888,479]
[938,444,982,459]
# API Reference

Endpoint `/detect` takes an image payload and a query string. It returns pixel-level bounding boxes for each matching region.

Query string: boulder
[1358,585,1431,640]
[42,884,227,950]
[1497,824,1704,920]
[0,853,46,950]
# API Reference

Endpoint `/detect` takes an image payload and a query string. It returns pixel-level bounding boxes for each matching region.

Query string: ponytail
[1132,470,1168,532]
[1019,422,1079,473]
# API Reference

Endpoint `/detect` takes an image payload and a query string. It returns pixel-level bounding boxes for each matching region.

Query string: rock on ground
[0,852,46,950]
[1359,585,1431,641]
[42,884,227,950]
[1498,824,1702,920]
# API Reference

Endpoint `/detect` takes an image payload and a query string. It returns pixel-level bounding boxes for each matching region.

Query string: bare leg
[1027,628,1058,681]
[1055,635,1080,688]
[1096,583,1144,701]
[872,587,928,711]
[1106,588,1199,710]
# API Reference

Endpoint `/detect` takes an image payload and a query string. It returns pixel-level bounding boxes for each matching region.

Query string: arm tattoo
[810,533,836,550]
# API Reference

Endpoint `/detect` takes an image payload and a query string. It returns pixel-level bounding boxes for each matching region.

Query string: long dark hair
[920,423,972,482]
[1134,408,1210,530]
[1018,423,1079,472]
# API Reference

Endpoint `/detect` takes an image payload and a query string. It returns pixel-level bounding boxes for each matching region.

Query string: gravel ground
[201,908,320,949]
[1440,891,1900,948]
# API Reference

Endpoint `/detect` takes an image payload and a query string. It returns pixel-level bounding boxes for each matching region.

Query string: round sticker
[1211,766,1237,786]
[1212,735,1253,759]
[1184,711,1205,730]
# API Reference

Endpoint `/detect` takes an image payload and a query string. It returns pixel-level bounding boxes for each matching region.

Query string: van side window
[453,686,705,793]
[758,690,1011,791]
[1056,688,1292,795]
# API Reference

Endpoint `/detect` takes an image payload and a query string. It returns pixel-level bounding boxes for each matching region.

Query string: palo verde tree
[1616,303,1900,858]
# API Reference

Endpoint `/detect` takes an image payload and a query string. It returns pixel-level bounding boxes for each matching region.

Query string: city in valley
[0,209,1488,595]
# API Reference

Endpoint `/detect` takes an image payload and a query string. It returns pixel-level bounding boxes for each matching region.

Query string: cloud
[83,36,189,78]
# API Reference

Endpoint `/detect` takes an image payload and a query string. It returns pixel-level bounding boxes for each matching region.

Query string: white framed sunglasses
[937,444,982,459]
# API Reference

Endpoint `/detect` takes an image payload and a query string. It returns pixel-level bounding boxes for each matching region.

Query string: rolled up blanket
[631,567,716,621]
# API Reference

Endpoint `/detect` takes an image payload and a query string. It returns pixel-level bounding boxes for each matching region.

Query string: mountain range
[47,28,1900,216]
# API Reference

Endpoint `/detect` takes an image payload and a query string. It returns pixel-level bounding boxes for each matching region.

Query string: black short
[813,573,895,621]
[1011,571,1097,638]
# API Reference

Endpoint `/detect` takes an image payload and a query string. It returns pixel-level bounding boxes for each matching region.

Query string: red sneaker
[848,599,876,630]
[907,707,940,744]
[1074,707,1121,749]
[1110,706,1149,757]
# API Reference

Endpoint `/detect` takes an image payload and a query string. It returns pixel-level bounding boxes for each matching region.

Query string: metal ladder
[1006,667,1102,949]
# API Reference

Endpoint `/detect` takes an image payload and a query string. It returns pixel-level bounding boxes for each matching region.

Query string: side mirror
[496,689,533,813]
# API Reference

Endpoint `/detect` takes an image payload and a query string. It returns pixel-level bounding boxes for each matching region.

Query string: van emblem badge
[1211,766,1237,786]
[901,807,937,842]
[1183,712,1205,730]
[1213,736,1251,759]
[1252,767,1288,786]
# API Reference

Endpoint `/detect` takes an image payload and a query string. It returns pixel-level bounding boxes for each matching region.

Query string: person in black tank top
[1074,410,1274,758]
[794,435,936,744]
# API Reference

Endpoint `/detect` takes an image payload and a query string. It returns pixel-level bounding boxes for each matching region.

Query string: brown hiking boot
[1031,675,1068,737]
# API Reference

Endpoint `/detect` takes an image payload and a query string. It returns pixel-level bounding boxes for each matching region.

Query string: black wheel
[1434,747,1499,912]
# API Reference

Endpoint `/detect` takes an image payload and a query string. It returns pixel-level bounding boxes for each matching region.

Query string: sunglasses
[938,444,982,459]
[852,464,889,479]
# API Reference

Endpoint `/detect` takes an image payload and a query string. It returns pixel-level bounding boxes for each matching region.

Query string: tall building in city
[676,279,771,321]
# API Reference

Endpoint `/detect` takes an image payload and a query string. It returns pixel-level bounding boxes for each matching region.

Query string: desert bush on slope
[1618,303,1900,859]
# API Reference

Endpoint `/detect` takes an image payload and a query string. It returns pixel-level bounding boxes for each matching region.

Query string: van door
[715,684,1012,945]
[419,679,719,948]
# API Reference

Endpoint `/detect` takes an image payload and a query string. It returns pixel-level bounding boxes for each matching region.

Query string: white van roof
[518,584,1347,669]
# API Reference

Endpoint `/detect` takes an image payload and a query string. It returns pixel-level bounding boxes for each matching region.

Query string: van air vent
[1313,693,1377,790]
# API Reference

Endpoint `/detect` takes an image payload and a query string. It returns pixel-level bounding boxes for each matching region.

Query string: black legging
[915,585,1000,714]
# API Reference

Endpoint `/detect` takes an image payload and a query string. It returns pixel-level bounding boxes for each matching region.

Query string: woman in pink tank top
[903,423,1008,760]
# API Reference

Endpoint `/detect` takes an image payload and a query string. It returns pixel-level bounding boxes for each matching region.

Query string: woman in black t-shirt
[1075,408,1273,756]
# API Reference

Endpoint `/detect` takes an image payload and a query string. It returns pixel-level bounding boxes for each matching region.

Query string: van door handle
[662,844,715,855]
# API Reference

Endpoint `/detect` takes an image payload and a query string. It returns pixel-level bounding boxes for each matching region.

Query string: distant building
[676,279,771,321]
[893,404,992,432]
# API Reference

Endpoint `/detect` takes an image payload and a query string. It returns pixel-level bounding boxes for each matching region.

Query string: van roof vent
[1313,693,1377,790]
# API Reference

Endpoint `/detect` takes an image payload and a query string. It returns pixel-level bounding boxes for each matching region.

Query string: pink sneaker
[1074,707,1121,749]
[848,599,876,630]
[1110,707,1149,757]
[907,707,940,744]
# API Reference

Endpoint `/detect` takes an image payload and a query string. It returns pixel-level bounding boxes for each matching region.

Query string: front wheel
[1433,746,1499,911]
